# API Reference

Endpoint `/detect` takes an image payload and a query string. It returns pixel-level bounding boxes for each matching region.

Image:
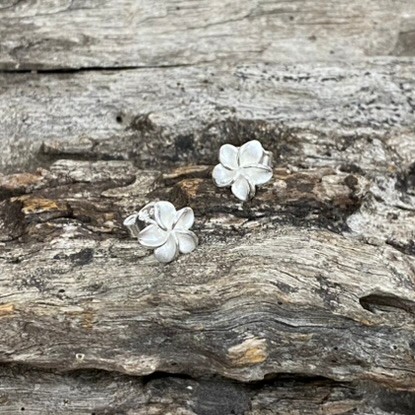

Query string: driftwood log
[1,1,415,414]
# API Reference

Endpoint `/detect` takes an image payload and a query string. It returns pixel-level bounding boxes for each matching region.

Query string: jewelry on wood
[212,140,273,202]
[124,201,198,263]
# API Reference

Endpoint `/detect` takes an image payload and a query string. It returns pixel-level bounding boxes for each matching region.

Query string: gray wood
[3,365,413,414]
[1,60,415,174]
[1,2,415,413]
[1,159,415,412]
[1,61,414,254]
[1,60,415,413]
[2,365,398,415]
[0,0,414,71]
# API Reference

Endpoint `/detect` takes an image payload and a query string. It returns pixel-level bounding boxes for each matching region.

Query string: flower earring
[212,140,273,202]
[124,201,198,263]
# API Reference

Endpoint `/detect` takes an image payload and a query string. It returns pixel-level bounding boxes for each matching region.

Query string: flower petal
[138,224,168,248]
[154,234,178,263]
[175,207,195,230]
[154,201,176,231]
[239,140,264,167]
[231,176,253,202]
[219,144,239,169]
[212,164,235,187]
[176,231,198,254]
[243,166,273,186]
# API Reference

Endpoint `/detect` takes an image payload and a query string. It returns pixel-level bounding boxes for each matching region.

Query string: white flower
[126,201,198,263]
[212,140,273,201]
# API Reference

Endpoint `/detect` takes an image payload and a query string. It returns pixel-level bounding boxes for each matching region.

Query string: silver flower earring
[124,201,198,263]
[212,140,273,202]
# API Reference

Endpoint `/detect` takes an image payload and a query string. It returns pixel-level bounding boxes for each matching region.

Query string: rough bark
[0,365,385,415]
[1,1,415,414]
[0,0,414,71]
[1,60,415,173]
[1,156,415,413]
[3,365,415,415]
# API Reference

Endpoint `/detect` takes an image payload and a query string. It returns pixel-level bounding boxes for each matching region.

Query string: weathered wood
[0,0,414,71]
[0,366,389,415]
[3,366,412,415]
[1,65,414,415]
[1,3,415,412]
[1,160,414,399]
[1,60,415,174]
[3,59,415,248]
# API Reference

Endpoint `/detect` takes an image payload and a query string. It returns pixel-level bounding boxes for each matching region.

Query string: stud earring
[212,140,273,202]
[124,201,198,263]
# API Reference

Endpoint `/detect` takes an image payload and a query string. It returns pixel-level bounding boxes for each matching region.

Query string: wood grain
[2,366,411,415]
[0,366,384,415]
[0,0,414,71]
[2,60,415,252]
[1,60,415,174]
[1,2,415,413]
[1,160,414,395]
[1,65,414,415]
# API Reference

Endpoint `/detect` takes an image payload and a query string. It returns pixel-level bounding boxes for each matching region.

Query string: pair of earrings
[124,140,273,263]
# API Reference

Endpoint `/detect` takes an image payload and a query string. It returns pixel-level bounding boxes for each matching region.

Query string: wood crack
[0,159,414,393]
[0,62,205,74]
[0,364,373,415]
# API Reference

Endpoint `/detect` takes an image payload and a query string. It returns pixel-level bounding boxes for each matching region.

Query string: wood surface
[1,0,415,414]
[0,0,414,71]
